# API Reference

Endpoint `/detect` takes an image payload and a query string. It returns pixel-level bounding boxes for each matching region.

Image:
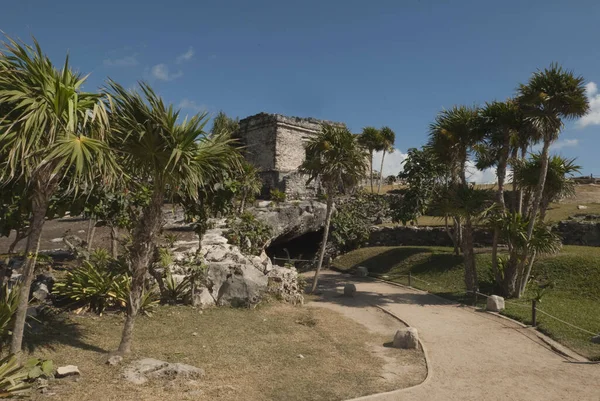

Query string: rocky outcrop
[123,358,204,385]
[250,200,327,245]
[171,219,303,308]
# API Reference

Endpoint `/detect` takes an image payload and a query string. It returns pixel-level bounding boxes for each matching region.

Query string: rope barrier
[534,308,598,336]
[272,257,314,263]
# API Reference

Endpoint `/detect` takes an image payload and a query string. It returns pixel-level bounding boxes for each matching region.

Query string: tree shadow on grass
[334,247,432,275]
[22,308,108,354]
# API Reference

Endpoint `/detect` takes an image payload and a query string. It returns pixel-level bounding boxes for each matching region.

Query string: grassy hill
[332,245,600,360]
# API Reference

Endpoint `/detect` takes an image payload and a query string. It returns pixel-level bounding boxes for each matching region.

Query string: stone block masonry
[236,113,343,199]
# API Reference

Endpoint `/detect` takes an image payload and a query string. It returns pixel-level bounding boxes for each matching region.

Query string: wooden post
[408,272,412,287]
[532,299,537,327]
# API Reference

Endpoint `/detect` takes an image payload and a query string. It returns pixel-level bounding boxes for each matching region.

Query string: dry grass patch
[28,303,424,401]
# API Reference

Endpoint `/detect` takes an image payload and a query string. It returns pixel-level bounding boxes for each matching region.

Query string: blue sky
[2,0,600,181]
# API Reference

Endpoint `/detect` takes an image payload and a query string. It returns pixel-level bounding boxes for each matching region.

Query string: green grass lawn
[332,245,600,360]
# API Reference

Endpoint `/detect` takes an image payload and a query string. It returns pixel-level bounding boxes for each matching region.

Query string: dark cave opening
[266,229,324,269]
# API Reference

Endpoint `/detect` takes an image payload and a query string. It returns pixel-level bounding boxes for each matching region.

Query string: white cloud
[465,161,499,184]
[577,81,600,127]
[176,47,194,64]
[103,54,138,67]
[550,138,579,150]
[151,64,183,81]
[177,98,205,112]
[372,148,408,177]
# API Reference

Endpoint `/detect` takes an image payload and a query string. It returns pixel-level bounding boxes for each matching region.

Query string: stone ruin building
[235,113,343,199]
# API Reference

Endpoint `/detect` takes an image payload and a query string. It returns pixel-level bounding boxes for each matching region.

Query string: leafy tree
[235,161,262,213]
[300,124,368,292]
[0,38,114,354]
[513,154,580,221]
[428,106,485,291]
[517,64,588,242]
[105,81,241,354]
[358,127,381,193]
[211,111,239,136]
[377,126,395,193]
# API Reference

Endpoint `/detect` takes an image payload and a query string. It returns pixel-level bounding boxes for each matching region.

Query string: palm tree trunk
[9,189,51,355]
[459,165,477,292]
[526,140,551,240]
[491,141,510,285]
[517,145,527,215]
[239,191,247,214]
[518,250,537,297]
[369,150,374,193]
[453,217,462,256]
[310,192,334,293]
[117,189,164,354]
[377,150,386,194]
[110,225,119,259]
[87,219,97,252]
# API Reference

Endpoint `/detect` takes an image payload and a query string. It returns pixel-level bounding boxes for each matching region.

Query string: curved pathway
[310,271,600,401]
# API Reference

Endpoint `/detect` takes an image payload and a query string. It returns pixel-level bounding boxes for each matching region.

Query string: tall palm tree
[428,106,484,291]
[478,99,531,283]
[236,161,262,213]
[358,127,381,192]
[105,81,241,354]
[0,37,114,354]
[377,126,396,193]
[517,64,589,241]
[300,124,368,292]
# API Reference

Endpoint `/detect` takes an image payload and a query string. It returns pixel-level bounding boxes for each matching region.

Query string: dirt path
[309,271,600,401]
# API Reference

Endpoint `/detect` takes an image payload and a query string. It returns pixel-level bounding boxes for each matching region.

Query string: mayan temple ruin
[235,113,343,199]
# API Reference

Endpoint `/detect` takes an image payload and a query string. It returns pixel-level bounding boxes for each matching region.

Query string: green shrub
[163,233,180,249]
[54,257,158,315]
[0,283,20,341]
[163,271,190,304]
[0,355,53,398]
[225,212,273,255]
[269,189,286,203]
[331,193,389,253]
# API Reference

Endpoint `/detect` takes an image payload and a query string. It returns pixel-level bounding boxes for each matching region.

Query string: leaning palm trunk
[369,151,374,193]
[377,150,386,194]
[86,219,97,253]
[10,179,54,354]
[526,140,550,239]
[310,192,334,293]
[118,189,164,354]
[461,216,478,291]
[491,142,510,285]
[110,226,119,259]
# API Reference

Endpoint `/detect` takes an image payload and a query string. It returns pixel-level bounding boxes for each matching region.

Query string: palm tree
[0,37,114,354]
[517,64,588,241]
[377,126,396,193]
[429,106,484,291]
[300,124,368,292]
[105,81,241,354]
[358,127,381,192]
[478,99,531,283]
[236,161,262,213]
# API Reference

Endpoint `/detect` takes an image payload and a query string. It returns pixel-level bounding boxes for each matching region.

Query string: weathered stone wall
[553,216,600,246]
[237,113,341,199]
[368,225,494,247]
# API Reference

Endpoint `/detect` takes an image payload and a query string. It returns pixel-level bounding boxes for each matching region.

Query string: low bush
[54,254,158,315]
[0,355,53,398]
[269,189,286,203]
[225,212,273,255]
[0,283,20,342]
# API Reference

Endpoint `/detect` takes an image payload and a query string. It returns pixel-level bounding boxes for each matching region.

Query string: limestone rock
[123,358,204,385]
[343,283,357,297]
[56,365,80,378]
[190,287,216,309]
[578,205,589,210]
[393,327,419,349]
[486,295,505,312]
[250,200,327,245]
[32,283,49,301]
[356,266,369,277]
[266,266,304,305]
[106,355,123,366]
